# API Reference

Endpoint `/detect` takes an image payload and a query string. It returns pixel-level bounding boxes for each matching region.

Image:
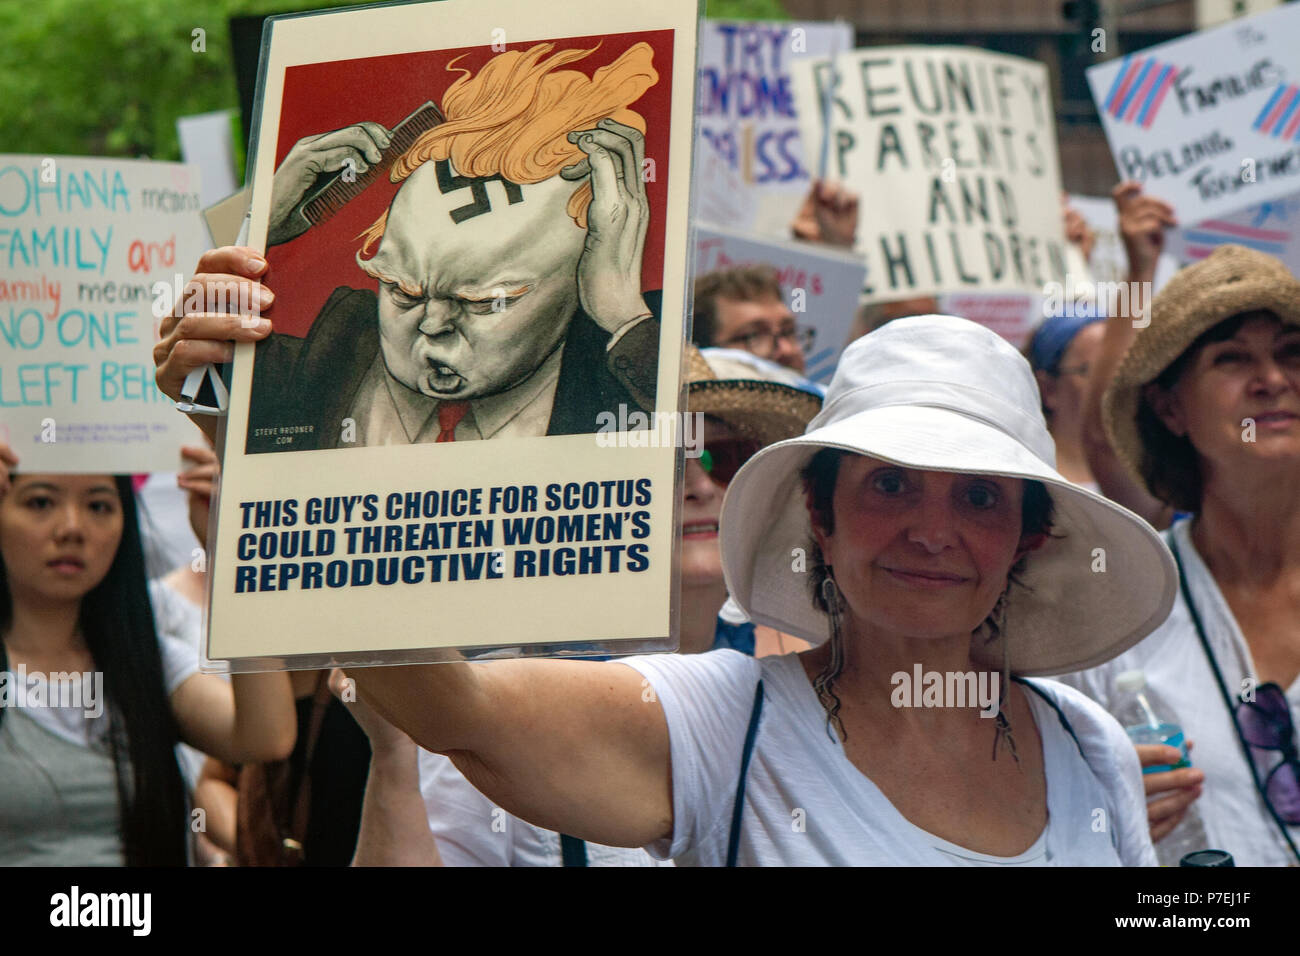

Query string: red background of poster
[264,30,675,338]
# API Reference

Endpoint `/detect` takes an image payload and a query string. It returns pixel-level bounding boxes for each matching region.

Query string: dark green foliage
[0,0,786,168]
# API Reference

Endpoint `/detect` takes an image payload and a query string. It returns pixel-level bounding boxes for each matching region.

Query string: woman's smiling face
[811,455,1027,641]
[1151,313,1300,479]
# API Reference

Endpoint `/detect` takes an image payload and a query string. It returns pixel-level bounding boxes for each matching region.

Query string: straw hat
[686,347,823,448]
[1103,244,1300,497]
[719,315,1177,677]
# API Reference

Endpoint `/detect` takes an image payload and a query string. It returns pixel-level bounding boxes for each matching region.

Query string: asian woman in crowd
[0,443,296,865]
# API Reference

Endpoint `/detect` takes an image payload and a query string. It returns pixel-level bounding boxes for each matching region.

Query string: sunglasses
[1236,683,1300,825]
[696,439,762,487]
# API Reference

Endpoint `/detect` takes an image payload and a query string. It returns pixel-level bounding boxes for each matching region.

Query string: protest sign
[207,0,697,669]
[697,19,853,237]
[1086,3,1300,223]
[1165,193,1300,275]
[938,291,1042,349]
[791,46,1067,304]
[694,225,865,382]
[177,110,239,207]
[693,147,759,233]
[202,187,250,248]
[0,156,208,471]
[1065,194,1130,285]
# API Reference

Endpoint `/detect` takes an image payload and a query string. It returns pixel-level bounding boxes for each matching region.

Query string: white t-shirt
[136,474,202,579]
[15,586,198,750]
[0,589,200,867]
[620,650,1156,866]
[418,749,673,866]
[1057,518,1300,867]
[148,579,215,789]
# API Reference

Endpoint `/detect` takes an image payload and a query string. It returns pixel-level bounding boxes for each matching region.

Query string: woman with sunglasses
[681,350,821,659]
[0,444,296,865]
[1061,244,1300,866]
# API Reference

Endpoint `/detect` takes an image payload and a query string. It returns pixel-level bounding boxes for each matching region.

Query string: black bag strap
[722,676,1116,864]
[559,834,588,867]
[284,672,334,858]
[725,678,765,867]
[1013,677,1087,765]
[1168,533,1300,865]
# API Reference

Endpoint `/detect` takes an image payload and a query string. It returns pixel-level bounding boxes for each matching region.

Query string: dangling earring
[989,590,1020,766]
[813,572,847,744]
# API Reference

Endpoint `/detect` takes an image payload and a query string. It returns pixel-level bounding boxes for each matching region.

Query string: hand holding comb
[266,101,446,246]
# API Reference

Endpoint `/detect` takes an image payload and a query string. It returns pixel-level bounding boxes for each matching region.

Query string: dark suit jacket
[246,287,660,453]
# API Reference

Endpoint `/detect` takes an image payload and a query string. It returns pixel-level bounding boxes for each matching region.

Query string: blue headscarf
[1028,305,1105,375]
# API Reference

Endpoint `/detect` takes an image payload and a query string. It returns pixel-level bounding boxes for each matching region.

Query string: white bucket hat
[719,315,1177,676]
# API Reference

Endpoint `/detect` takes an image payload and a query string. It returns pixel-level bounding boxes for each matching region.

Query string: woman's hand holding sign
[153,246,275,444]
[562,118,652,337]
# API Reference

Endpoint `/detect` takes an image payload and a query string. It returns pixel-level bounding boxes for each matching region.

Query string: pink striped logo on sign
[1102,57,1177,129]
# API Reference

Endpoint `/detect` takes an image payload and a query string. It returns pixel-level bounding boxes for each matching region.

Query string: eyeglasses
[719,326,816,359]
[695,439,762,487]
[1235,683,1300,824]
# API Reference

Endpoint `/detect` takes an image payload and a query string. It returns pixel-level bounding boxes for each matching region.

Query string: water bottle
[1113,670,1210,866]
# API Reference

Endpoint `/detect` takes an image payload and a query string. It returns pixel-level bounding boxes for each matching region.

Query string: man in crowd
[691,265,812,374]
[689,179,861,375]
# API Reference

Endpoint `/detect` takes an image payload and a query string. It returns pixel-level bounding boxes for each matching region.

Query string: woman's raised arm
[170,670,297,765]
[352,657,673,849]
[1082,182,1177,528]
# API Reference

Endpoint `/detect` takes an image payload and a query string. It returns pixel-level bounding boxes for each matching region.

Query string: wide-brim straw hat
[1103,244,1300,497]
[686,348,823,448]
[719,315,1177,677]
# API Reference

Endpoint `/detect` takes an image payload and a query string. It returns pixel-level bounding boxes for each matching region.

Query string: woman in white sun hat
[350,315,1177,866]
[625,315,1178,865]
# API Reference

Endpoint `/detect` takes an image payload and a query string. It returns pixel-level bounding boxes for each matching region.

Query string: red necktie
[436,402,470,442]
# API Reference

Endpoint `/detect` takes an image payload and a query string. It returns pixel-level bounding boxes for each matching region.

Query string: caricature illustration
[246,41,663,453]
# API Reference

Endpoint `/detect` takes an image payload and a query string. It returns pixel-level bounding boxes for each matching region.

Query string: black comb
[268,101,446,245]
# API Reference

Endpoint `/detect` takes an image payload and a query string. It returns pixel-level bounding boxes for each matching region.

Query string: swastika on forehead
[434,159,524,224]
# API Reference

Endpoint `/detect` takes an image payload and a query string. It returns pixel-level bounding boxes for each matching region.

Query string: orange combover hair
[357,41,657,256]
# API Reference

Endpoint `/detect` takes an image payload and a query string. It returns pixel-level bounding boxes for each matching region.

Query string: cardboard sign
[202,187,251,249]
[694,226,866,382]
[696,19,853,237]
[208,0,698,669]
[0,156,208,471]
[1087,3,1300,222]
[791,46,1066,304]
